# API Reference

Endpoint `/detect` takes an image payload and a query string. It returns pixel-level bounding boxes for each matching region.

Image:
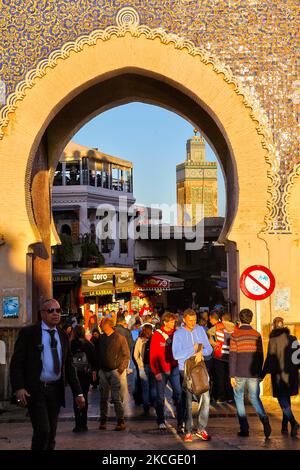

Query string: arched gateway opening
[0,25,272,374]
[37,72,237,317]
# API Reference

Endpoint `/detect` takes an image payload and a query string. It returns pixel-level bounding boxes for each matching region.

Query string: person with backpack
[262,316,300,437]
[134,324,156,416]
[208,312,235,403]
[172,308,213,443]
[150,312,184,432]
[70,325,97,432]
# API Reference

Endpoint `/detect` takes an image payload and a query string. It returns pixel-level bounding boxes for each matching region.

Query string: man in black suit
[10,298,85,450]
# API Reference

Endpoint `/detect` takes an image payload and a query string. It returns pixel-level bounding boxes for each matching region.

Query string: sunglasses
[43,308,62,314]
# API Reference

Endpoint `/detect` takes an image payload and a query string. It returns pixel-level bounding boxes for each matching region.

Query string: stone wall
[0,329,20,404]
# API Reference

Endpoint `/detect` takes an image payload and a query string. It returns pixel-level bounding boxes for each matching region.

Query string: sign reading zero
[240,265,275,301]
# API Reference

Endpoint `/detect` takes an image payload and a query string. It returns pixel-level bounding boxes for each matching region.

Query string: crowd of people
[9,299,300,450]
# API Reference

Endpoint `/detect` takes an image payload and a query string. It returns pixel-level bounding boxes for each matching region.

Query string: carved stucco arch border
[0,7,281,233]
[283,162,300,234]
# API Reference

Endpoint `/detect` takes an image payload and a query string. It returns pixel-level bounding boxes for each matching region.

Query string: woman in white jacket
[134,325,156,415]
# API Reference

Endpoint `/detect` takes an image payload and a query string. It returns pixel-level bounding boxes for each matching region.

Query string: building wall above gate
[0,1,298,232]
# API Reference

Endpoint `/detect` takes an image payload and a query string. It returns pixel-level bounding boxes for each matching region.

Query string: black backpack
[72,342,91,374]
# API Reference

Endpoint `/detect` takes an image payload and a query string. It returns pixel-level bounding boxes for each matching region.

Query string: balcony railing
[53,160,133,193]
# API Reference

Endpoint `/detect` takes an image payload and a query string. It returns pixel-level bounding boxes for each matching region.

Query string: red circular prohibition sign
[240,265,276,301]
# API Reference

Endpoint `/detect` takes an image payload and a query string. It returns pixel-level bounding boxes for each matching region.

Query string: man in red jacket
[150,312,183,432]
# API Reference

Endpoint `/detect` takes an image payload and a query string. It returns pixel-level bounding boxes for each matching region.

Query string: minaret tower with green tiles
[176,129,218,225]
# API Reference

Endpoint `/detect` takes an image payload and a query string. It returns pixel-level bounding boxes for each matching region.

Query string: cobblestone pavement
[0,386,300,450]
[1,416,300,451]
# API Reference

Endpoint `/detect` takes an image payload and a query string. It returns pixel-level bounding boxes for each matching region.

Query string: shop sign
[81,268,134,296]
[139,277,169,290]
[138,276,184,291]
[84,289,115,296]
[115,270,134,293]
[81,271,114,295]
[53,275,75,283]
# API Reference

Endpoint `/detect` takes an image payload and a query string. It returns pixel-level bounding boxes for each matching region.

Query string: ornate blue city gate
[0,1,298,400]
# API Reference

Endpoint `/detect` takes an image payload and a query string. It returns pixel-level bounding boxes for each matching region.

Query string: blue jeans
[180,370,210,433]
[277,396,295,423]
[155,367,183,426]
[233,377,267,432]
[140,365,157,409]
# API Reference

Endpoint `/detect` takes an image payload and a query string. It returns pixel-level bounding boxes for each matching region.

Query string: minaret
[176,129,218,225]
[186,128,206,163]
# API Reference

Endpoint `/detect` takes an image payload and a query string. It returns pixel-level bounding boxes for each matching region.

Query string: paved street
[1,417,300,451]
[1,387,300,451]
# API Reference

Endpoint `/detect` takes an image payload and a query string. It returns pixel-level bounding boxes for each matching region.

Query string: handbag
[184,344,209,396]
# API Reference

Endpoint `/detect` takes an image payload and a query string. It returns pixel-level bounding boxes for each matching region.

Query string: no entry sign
[240,265,275,301]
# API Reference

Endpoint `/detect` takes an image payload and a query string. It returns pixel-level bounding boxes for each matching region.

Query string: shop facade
[134,274,185,314]
[80,267,135,331]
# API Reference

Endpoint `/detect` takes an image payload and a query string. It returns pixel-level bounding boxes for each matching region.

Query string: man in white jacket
[172,308,213,442]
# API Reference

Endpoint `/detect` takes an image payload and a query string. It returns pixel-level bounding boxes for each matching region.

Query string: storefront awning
[81,267,134,296]
[137,275,185,291]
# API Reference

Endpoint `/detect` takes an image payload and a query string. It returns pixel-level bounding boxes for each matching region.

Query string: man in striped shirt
[229,308,271,438]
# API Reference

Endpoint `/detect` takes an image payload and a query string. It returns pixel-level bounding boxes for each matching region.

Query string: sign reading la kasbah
[85,289,115,296]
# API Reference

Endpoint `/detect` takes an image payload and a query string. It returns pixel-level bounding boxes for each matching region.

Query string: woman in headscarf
[262,317,300,437]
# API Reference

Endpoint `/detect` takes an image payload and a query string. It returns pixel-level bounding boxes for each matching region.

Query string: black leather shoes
[72,427,87,433]
[261,416,271,438]
[291,421,299,437]
[281,420,288,435]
